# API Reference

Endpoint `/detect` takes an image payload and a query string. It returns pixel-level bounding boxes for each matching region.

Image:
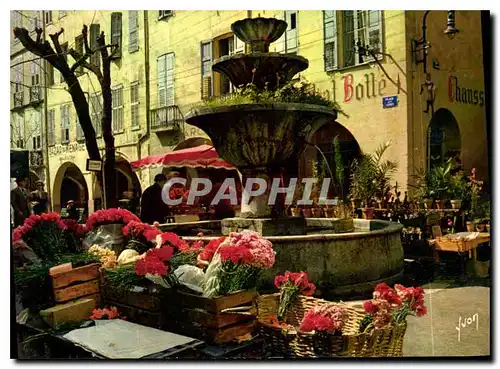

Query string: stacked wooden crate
[163,290,257,345]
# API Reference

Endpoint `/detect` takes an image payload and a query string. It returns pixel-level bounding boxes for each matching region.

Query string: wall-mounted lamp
[412,10,459,74]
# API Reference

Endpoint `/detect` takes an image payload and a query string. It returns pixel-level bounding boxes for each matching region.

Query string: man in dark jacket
[11,177,30,227]
[140,174,169,224]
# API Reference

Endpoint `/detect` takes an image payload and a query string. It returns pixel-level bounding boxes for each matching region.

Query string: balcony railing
[29,85,42,103]
[150,105,184,132]
[13,91,23,108]
[29,149,44,167]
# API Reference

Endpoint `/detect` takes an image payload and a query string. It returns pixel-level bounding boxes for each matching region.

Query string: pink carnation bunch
[300,304,347,334]
[227,230,275,269]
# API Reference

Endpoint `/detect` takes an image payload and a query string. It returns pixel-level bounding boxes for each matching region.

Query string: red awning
[131,145,235,171]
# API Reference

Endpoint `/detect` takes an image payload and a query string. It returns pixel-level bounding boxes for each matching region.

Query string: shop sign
[448,75,485,106]
[382,96,398,108]
[86,159,103,172]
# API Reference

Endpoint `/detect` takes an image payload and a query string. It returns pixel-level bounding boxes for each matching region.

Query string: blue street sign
[382,96,398,108]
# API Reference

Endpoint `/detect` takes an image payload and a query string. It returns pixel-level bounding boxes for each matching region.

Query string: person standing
[65,200,80,221]
[140,174,169,224]
[11,177,31,228]
[31,180,49,215]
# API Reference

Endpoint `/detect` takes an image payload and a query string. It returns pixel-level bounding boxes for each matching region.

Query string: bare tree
[13,25,118,208]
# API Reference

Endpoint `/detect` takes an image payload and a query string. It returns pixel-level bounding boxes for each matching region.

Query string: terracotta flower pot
[362,208,374,220]
[290,208,299,217]
[435,200,444,210]
[466,222,475,232]
[423,199,433,210]
[450,200,462,210]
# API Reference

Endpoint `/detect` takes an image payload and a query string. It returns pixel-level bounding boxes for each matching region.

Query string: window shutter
[342,11,355,67]
[18,114,25,148]
[76,109,84,141]
[166,53,175,106]
[234,35,245,54]
[111,12,122,59]
[90,24,100,68]
[129,11,139,53]
[323,11,337,71]
[285,11,298,52]
[48,109,55,146]
[60,105,65,143]
[367,10,382,55]
[201,41,213,99]
[46,62,54,85]
[274,13,285,53]
[157,54,166,107]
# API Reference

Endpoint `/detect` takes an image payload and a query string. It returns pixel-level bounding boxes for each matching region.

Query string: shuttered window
[30,61,40,86]
[76,109,84,141]
[129,11,139,53]
[110,12,122,59]
[14,113,25,148]
[47,109,55,146]
[285,11,298,54]
[112,86,124,132]
[157,53,175,107]
[31,110,42,150]
[130,82,140,128]
[323,11,337,71]
[201,41,212,100]
[90,93,102,137]
[60,104,70,144]
[44,11,52,24]
[90,24,100,68]
[46,62,54,85]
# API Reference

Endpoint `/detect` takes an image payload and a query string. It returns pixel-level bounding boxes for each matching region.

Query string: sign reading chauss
[448,75,485,106]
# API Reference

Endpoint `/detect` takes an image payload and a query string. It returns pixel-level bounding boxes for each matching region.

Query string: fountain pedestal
[221,217,307,236]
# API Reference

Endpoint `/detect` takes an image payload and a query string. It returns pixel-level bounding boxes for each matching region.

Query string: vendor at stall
[140,174,169,224]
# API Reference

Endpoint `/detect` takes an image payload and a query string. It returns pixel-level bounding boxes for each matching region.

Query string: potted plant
[410,168,433,210]
[427,158,455,210]
[349,143,397,220]
[448,172,468,210]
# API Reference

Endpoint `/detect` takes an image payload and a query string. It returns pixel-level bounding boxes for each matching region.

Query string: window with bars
[60,104,70,144]
[342,10,383,68]
[44,11,52,24]
[112,86,124,132]
[75,35,84,76]
[157,53,175,107]
[31,110,42,150]
[129,11,139,53]
[13,56,22,92]
[90,94,102,137]
[130,82,140,128]
[110,12,122,59]
[90,24,101,68]
[47,109,55,146]
[13,113,25,148]
[323,11,337,71]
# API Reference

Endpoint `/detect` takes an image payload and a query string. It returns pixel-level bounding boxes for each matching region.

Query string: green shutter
[129,11,139,53]
[111,12,122,59]
[157,54,166,106]
[90,24,101,68]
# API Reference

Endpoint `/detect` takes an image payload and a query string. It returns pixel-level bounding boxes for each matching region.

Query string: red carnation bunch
[12,212,67,261]
[219,245,253,264]
[361,283,427,332]
[86,208,140,232]
[156,232,190,251]
[62,219,87,239]
[122,221,161,254]
[198,236,226,263]
[90,306,125,320]
[300,304,347,335]
[134,245,174,277]
[274,271,316,321]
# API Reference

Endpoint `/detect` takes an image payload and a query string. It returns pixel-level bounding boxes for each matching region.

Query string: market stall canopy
[131,145,235,171]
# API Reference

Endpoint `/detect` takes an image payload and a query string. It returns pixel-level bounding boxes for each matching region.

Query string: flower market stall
[13,207,427,358]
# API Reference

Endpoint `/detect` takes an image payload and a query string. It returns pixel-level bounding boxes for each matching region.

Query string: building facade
[11,10,488,214]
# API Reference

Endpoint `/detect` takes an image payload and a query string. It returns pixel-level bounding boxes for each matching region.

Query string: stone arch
[300,120,362,198]
[52,162,89,213]
[427,108,461,169]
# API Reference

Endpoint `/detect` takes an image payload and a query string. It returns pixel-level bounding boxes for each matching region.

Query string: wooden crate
[50,263,101,306]
[163,290,258,344]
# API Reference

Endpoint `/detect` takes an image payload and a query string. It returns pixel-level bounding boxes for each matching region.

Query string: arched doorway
[53,162,89,213]
[427,108,461,169]
[300,121,361,199]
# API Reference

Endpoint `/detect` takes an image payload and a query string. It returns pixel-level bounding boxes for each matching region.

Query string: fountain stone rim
[212,52,309,66]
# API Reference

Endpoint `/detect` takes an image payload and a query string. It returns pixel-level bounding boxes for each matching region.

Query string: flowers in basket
[300,304,347,335]
[12,212,67,261]
[203,231,275,297]
[134,244,179,288]
[359,283,427,332]
[274,271,316,321]
[90,306,126,320]
[86,208,140,232]
[122,221,162,254]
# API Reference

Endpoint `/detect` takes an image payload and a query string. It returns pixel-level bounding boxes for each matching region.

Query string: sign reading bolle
[86,159,103,172]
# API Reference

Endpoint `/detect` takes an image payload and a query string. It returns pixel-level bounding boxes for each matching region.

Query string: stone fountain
[183,17,404,298]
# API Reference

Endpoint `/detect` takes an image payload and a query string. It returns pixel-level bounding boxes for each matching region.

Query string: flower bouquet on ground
[359,282,427,333]
[203,231,275,298]
[274,271,316,320]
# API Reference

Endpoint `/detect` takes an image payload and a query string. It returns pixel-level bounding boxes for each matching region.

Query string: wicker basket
[256,293,407,358]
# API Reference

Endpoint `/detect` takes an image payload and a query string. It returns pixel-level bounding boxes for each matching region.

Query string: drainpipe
[42,11,52,210]
[137,10,151,161]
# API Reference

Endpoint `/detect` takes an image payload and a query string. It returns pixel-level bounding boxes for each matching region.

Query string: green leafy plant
[104,265,144,290]
[427,158,454,199]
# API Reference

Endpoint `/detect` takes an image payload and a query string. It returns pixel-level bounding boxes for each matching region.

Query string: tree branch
[68,48,103,82]
[13,27,59,67]
[49,28,65,56]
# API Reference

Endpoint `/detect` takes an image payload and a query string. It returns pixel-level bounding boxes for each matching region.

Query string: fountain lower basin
[161,219,404,298]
